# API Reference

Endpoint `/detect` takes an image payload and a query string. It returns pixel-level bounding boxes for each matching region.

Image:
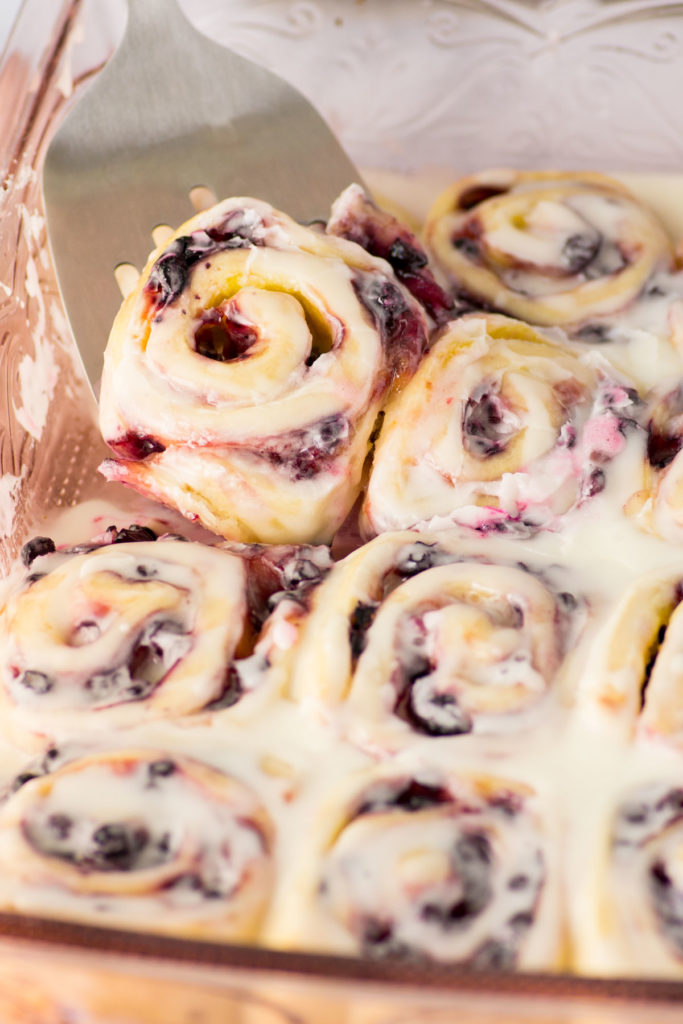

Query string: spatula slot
[151,225,174,249]
[114,263,140,299]
[189,186,218,214]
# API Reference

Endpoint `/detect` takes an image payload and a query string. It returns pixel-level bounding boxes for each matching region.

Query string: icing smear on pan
[0,472,24,540]
[0,37,105,573]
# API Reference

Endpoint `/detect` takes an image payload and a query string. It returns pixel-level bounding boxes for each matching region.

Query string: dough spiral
[628,384,683,542]
[576,781,683,977]
[290,531,577,746]
[0,534,261,746]
[424,169,674,327]
[363,313,641,536]
[99,195,429,545]
[576,565,683,746]
[268,767,559,969]
[0,749,274,941]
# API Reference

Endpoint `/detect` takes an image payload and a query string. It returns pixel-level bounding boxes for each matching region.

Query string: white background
[1,1,26,56]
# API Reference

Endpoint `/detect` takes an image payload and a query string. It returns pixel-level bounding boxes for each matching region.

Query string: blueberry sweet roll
[99,196,428,545]
[327,183,454,326]
[363,313,641,536]
[425,170,673,326]
[629,384,683,542]
[576,567,683,746]
[205,541,333,716]
[0,750,274,941]
[575,781,683,977]
[0,534,256,746]
[290,531,580,748]
[268,769,560,969]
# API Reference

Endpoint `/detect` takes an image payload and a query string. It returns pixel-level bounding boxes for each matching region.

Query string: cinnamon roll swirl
[577,781,683,977]
[363,313,641,536]
[0,750,274,941]
[327,183,454,325]
[576,566,683,746]
[290,531,579,746]
[99,195,428,545]
[0,531,264,746]
[628,383,683,542]
[425,170,674,327]
[269,768,559,969]
[203,540,333,717]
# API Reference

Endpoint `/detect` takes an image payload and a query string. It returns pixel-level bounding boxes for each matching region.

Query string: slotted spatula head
[43,0,359,390]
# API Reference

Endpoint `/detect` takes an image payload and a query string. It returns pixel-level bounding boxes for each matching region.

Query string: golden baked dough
[0,749,274,941]
[425,169,674,326]
[99,196,428,545]
[267,765,563,970]
[289,531,581,749]
[363,313,641,537]
[574,779,683,978]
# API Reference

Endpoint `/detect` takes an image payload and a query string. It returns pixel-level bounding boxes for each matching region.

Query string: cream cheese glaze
[362,313,644,538]
[0,538,251,747]
[3,172,683,974]
[0,508,681,969]
[97,192,430,546]
[0,749,275,940]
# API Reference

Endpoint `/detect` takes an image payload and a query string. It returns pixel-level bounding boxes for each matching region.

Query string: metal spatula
[43,0,359,391]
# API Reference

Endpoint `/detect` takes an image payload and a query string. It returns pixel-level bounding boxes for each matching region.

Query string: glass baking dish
[2,0,683,1020]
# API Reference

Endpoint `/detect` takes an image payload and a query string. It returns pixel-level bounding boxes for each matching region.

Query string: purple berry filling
[452,235,481,261]
[562,232,601,273]
[145,209,262,309]
[457,184,507,211]
[19,671,53,695]
[353,272,427,382]
[21,536,55,568]
[204,663,244,711]
[107,524,158,544]
[615,786,683,956]
[77,619,190,707]
[404,678,472,737]
[582,241,628,280]
[354,273,413,336]
[355,778,452,817]
[24,815,170,874]
[194,310,256,362]
[244,546,331,629]
[348,601,379,662]
[11,771,41,792]
[646,385,683,469]
[648,857,683,955]
[360,919,417,961]
[392,639,473,737]
[110,432,166,461]
[573,322,613,344]
[420,832,492,929]
[327,187,453,324]
[352,778,454,819]
[582,467,606,498]
[147,759,176,782]
[393,542,443,578]
[462,388,514,458]
[647,426,683,469]
[260,414,349,481]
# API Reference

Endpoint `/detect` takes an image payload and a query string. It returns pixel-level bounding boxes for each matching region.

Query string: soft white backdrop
[0,0,23,56]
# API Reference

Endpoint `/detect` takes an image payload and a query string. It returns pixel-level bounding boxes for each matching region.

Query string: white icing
[0,472,24,539]
[13,332,58,441]
[5,171,683,976]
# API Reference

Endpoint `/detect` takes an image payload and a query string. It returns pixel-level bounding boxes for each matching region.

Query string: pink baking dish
[2,1,683,1020]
